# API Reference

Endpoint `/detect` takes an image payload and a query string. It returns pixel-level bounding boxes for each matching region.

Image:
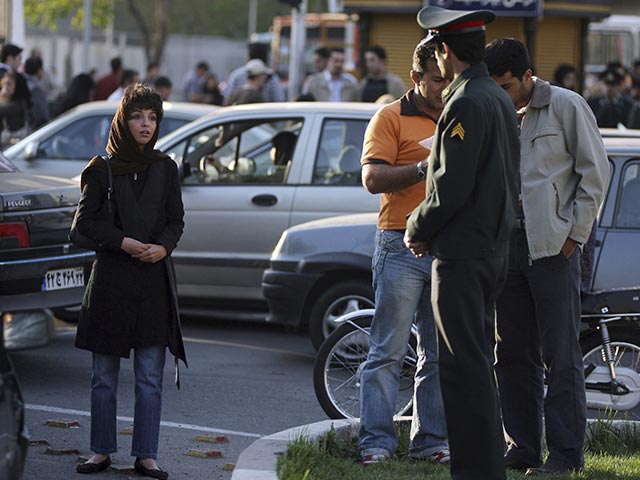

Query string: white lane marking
[25,404,262,438]
[182,336,315,359]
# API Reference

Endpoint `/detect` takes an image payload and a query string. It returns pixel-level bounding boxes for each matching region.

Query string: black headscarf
[81,83,169,187]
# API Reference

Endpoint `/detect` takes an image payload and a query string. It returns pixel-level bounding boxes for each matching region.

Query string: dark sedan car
[0,153,94,346]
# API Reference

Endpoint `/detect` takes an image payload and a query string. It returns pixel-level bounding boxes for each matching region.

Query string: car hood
[1,171,80,214]
[272,212,378,260]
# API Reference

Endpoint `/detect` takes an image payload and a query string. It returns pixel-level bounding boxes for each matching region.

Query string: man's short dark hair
[330,47,345,56]
[119,69,138,86]
[24,56,43,75]
[1,43,23,63]
[553,64,576,85]
[314,47,330,59]
[147,62,159,72]
[110,56,122,72]
[485,37,531,79]
[365,45,387,61]
[435,31,486,66]
[413,38,437,74]
[153,75,172,88]
[196,61,209,71]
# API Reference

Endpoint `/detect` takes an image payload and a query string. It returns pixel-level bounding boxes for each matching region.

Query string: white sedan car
[154,102,382,318]
[4,101,216,179]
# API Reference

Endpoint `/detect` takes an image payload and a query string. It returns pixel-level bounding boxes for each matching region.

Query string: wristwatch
[416,160,426,180]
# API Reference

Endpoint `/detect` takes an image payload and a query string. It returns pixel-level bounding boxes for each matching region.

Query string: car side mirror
[23,141,39,161]
[179,161,192,179]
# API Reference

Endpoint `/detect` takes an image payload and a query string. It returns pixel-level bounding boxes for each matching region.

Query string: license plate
[42,267,85,291]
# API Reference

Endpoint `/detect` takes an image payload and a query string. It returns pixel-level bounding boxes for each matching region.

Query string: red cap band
[438,20,485,32]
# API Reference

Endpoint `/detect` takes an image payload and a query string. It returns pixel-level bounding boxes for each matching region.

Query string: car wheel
[308,280,374,351]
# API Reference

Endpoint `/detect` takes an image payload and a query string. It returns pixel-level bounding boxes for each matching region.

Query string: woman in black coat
[74,83,186,479]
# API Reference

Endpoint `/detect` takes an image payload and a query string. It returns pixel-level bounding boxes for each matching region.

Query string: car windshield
[0,152,17,172]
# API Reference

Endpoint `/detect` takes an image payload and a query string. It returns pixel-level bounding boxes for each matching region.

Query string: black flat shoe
[134,457,169,479]
[76,456,111,474]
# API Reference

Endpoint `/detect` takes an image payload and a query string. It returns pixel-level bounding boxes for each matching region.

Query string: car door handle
[252,194,278,207]
[595,239,602,247]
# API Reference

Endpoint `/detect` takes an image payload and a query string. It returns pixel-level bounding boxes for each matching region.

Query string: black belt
[514,218,526,230]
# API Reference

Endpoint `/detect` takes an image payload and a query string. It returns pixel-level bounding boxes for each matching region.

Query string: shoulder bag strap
[103,155,114,214]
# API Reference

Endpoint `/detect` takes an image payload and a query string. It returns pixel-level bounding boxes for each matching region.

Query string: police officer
[404,6,520,480]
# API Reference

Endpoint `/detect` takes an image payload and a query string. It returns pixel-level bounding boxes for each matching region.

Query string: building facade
[344,0,613,89]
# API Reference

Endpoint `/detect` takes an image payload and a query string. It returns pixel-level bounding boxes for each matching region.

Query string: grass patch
[277,417,640,480]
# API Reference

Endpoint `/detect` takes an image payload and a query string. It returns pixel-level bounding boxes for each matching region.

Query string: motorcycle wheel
[581,327,640,419]
[312,313,416,420]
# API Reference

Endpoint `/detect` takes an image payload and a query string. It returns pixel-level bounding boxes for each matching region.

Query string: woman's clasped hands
[121,237,167,263]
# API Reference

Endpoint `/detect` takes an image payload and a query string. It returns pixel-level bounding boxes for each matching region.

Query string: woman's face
[127,108,157,148]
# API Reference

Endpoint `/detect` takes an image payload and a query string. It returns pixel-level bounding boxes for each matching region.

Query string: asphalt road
[11,316,327,479]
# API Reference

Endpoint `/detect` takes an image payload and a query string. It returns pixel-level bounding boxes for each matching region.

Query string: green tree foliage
[24,0,116,31]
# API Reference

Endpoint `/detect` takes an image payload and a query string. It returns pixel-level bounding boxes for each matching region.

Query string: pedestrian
[182,61,210,102]
[202,73,224,106]
[94,57,123,100]
[145,62,160,83]
[108,69,140,102]
[0,67,28,146]
[73,82,187,479]
[404,6,520,480]
[359,45,406,102]
[301,47,359,102]
[312,46,330,73]
[24,56,51,129]
[358,37,449,466]
[153,76,172,101]
[587,65,635,128]
[226,59,269,105]
[552,64,577,91]
[485,37,609,476]
[54,73,95,116]
[223,42,285,103]
[0,43,31,133]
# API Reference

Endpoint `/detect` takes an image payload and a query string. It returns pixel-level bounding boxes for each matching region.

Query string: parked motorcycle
[313,287,640,420]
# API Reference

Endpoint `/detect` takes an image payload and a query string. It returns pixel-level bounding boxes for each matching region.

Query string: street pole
[82,0,91,73]
[248,0,257,39]
[287,0,307,101]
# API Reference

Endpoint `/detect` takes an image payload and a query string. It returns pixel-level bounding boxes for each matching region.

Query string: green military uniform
[406,23,520,480]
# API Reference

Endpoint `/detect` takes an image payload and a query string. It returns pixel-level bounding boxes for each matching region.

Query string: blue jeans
[90,345,166,459]
[359,229,448,458]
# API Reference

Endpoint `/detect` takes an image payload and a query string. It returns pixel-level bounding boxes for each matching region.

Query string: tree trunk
[126,0,171,67]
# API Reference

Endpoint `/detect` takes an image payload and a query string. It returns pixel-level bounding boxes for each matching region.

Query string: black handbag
[69,156,115,251]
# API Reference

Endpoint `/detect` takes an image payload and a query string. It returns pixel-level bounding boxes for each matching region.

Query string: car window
[159,117,189,138]
[181,119,302,185]
[38,115,111,160]
[615,161,640,228]
[313,118,368,185]
[0,152,16,172]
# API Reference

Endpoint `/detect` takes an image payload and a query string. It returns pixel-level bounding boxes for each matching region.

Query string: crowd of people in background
[1,38,640,148]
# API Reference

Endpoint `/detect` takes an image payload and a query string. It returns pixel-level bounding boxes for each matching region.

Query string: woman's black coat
[74,157,187,369]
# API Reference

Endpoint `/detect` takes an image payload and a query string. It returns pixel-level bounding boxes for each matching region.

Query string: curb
[231,417,640,479]
[231,418,360,480]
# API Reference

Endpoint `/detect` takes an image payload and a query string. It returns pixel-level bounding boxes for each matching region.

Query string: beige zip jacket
[520,77,609,260]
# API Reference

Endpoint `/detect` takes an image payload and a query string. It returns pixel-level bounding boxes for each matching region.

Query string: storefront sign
[425,0,543,17]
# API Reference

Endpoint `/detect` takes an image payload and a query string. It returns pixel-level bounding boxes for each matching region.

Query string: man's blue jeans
[90,345,166,459]
[359,229,448,458]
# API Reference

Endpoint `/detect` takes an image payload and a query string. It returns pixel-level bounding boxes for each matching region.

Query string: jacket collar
[442,63,488,103]
[528,76,552,109]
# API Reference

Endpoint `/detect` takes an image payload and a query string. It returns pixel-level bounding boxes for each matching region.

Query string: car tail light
[0,222,30,248]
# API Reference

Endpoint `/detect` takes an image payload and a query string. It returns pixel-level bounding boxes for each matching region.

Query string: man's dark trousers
[496,229,585,470]
[432,256,507,480]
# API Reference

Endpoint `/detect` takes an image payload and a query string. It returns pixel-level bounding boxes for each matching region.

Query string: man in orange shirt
[358,38,450,465]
